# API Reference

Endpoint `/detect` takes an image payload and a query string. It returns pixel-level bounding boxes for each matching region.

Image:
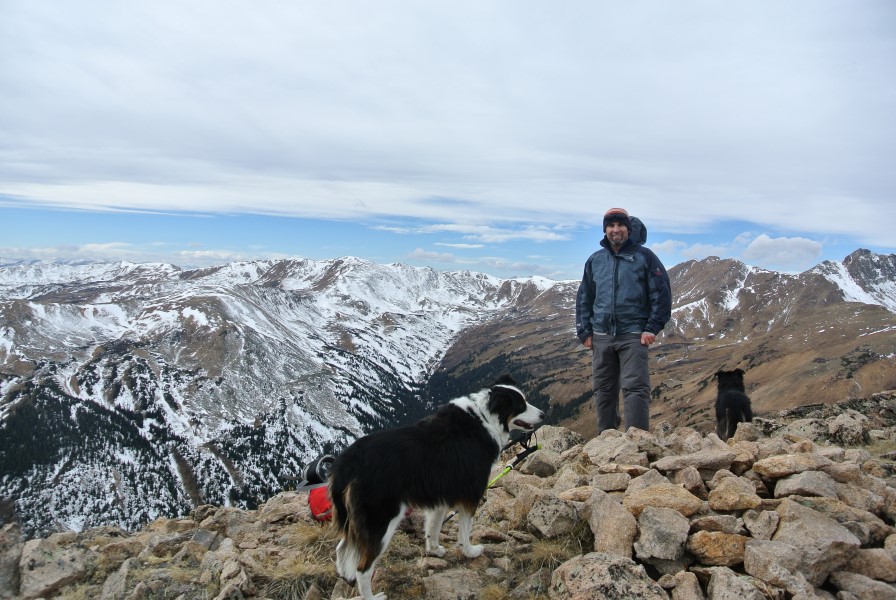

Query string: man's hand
[641,332,656,346]
[583,336,593,350]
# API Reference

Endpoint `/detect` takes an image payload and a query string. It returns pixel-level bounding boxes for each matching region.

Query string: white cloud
[740,234,824,272]
[424,224,571,244]
[1,1,894,272]
[0,243,293,268]
[406,248,567,279]
[664,232,824,273]
[435,243,484,249]
[406,248,457,264]
[650,240,688,259]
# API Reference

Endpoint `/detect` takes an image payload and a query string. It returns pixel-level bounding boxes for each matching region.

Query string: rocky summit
[1,391,894,600]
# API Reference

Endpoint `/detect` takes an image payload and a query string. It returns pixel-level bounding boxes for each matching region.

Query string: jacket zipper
[611,252,620,335]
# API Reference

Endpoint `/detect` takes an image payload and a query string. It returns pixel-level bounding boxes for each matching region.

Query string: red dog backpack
[308,486,332,522]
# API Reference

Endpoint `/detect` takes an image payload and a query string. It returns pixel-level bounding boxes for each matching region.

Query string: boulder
[587,489,637,558]
[772,499,861,586]
[0,524,23,600]
[623,483,704,518]
[549,552,667,600]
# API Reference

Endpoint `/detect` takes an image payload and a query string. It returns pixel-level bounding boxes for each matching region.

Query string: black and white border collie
[714,368,754,441]
[328,375,545,600]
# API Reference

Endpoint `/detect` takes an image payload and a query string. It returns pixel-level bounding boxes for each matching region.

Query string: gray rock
[423,568,484,600]
[844,548,896,582]
[774,470,840,499]
[742,510,780,540]
[583,431,649,467]
[520,447,561,477]
[101,557,137,600]
[671,570,706,600]
[708,476,762,511]
[773,499,861,586]
[0,524,23,600]
[775,418,828,442]
[652,447,737,473]
[549,552,667,600]
[743,540,813,596]
[635,506,690,561]
[552,465,590,494]
[828,571,896,600]
[671,466,708,498]
[690,514,740,535]
[18,536,94,600]
[625,469,671,495]
[786,495,893,546]
[591,472,631,492]
[705,566,766,600]
[829,410,870,446]
[190,529,221,551]
[752,453,834,478]
[536,425,586,455]
[527,493,578,538]
[587,489,637,558]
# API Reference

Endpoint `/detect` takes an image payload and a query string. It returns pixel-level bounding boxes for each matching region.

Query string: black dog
[714,368,753,441]
[328,375,544,600]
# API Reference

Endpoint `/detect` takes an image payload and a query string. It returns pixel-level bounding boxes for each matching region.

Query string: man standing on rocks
[576,208,672,434]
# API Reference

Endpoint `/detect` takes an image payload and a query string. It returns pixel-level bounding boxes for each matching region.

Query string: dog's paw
[461,544,483,559]
[426,545,446,558]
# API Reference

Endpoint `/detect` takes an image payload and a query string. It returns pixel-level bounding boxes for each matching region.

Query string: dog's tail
[329,479,356,581]
[742,403,754,423]
[330,481,383,581]
[725,408,738,441]
[724,402,754,440]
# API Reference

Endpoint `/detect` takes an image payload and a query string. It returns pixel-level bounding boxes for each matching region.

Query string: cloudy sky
[1,1,894,280]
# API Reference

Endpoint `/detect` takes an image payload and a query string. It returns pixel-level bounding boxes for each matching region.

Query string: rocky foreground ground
[1,392,895,600]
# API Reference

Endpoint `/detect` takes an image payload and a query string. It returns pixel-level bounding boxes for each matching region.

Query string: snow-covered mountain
[1,249,894,537]
[0,257,556,536]
[811,248,896,314]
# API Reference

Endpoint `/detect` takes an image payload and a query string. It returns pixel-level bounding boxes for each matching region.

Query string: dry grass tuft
[517,521,593,573]
[255,521,343,598]
[281,521,341,563]
[369,531,427,599]
[508,497,537,530]
[480,583,513,600]
[261,575,327,600]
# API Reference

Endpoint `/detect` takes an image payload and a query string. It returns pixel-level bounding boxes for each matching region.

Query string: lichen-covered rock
[623,483,704,517]
[0,524,24,600]
[686,531,749,567]
[587,489,637,558]
[549,552,667,600]
[18,534,95,600]
[708,475,762,511]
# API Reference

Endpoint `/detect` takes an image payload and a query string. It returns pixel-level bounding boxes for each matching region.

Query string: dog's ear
[493,374,517,387]
[735,368,745,376]
[713,371,721,380]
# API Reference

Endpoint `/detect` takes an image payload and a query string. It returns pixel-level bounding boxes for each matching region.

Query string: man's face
[605,221,629,247]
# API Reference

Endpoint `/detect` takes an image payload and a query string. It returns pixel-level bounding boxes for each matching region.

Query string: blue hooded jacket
[575,237,672,340]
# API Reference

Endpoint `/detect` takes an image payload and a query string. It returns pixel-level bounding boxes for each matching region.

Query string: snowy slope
[811,250,896,313]
[0,257,554,536]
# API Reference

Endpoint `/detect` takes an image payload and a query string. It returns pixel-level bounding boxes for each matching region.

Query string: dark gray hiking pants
[591,333,651,433]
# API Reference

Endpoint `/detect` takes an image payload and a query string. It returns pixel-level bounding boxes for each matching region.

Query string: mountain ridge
[1,249,895,537]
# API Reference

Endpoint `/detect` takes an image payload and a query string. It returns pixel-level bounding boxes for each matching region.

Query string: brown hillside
[433,257,896,439]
